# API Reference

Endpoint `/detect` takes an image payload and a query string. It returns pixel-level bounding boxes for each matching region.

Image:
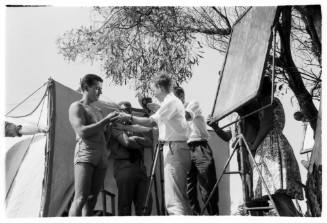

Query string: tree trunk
[277,6,318,132]
[277,6,321,216]
[305,103,322,216]
[295,5,321,64]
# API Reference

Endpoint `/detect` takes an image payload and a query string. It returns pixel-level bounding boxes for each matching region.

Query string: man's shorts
[74,140,108,169]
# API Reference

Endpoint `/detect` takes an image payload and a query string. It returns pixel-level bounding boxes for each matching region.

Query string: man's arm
[185,101,202,121]
[20,125,48,135]
[69,102,117,138]
[114,123,153,135]
[112,128,143,149]
[207,117,232,142]
[112,112,156,127]
[130,135,153,148]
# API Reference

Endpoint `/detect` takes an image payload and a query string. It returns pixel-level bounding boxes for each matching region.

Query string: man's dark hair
[173,86,184,98]
[80,74,103,91]
[153,74,172,93]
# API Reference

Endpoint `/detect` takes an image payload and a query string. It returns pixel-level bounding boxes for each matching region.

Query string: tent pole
[39,78,56,217]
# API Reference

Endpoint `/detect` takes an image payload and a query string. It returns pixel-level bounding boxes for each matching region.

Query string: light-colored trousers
[163,141,192,215]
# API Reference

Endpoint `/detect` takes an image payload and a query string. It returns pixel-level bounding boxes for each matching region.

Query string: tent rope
[5,88,48,200]
[5,81,48,117]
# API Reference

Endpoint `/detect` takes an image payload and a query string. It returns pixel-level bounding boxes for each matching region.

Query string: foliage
[57,6,321,128]
[57,6,246,95]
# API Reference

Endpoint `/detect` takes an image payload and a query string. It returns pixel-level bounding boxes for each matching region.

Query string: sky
[4,6,222,120]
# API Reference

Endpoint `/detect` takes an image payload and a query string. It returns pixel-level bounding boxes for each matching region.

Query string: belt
[157,140,187,155]
[158,140,186,144]
[187,140,208,148]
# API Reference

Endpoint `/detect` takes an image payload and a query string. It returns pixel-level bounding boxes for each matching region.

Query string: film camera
[138,96,153,114]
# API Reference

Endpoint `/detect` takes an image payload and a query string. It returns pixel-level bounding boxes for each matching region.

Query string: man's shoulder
[186,100,201,112]
[69,101,83,111]
[187,100,200,107]
[166,93,183,105]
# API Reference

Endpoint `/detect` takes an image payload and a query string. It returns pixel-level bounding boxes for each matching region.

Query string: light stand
[142,143,165,215]
[201,119,280,216]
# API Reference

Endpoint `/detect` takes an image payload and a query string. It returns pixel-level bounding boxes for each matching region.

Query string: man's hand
[105,111,119,122]
[111,111,131,123]
[206,115,217,127]
[38,126,49,134]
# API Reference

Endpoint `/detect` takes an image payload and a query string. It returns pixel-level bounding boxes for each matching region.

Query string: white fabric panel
[6,136,46,217]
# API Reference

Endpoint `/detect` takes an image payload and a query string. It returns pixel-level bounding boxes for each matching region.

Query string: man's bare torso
[76,102,106,146]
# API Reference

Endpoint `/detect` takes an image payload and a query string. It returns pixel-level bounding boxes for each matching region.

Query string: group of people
[4,72,304,217]
[29,72,302,217]
[68,73,219,216]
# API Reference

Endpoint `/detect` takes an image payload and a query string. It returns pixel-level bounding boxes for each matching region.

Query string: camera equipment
[138,96,153,114]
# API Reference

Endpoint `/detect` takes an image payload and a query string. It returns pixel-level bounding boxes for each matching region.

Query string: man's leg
[198,161,219,215]
[82,167,107,216]
[115,163,137,216]
[69,163,94,216]
[186,156,201,215]
[163,142,192,215]
[195,145,219,215]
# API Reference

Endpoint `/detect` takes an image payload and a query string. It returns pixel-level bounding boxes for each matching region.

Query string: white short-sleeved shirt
[185,101,209,143]
[150,93,189,141]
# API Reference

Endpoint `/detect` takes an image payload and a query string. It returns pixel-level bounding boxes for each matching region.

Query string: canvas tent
[5,79,230,217]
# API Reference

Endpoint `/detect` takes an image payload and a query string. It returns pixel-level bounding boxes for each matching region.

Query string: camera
[138,96,152,111]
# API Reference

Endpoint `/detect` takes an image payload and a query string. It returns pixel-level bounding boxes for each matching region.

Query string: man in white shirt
[173,86,219,215]
[113,74,192,215]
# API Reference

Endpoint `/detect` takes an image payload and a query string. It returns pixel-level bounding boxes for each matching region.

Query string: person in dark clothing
[207,98,261,209]
[173,87,219,215]
[110,101,152,215]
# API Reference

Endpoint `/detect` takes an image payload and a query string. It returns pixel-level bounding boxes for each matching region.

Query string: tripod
[200,121,280,216]
[142,142,166,215]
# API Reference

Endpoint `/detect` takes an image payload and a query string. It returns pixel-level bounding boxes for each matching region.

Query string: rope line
[5,87,48,200]
[6,82,48,118]
[5,81,48,117]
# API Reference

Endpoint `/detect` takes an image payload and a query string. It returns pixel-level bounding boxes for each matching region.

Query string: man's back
[185,101,209,143]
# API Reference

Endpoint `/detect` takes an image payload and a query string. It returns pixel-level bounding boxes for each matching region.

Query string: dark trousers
[186,141,219,215]
[114,160,152,216]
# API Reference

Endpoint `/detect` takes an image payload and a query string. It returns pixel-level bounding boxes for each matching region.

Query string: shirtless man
[68,74,118,216]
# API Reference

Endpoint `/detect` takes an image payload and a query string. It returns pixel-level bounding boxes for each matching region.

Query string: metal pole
[240,135,280,216]
[101,185,107,216]
[238,122,251,205]
[143,144,161,215]
[158,147,165,215]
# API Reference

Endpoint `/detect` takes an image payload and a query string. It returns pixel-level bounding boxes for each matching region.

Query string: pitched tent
[5,79,230,217]
[6,79,119,217]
